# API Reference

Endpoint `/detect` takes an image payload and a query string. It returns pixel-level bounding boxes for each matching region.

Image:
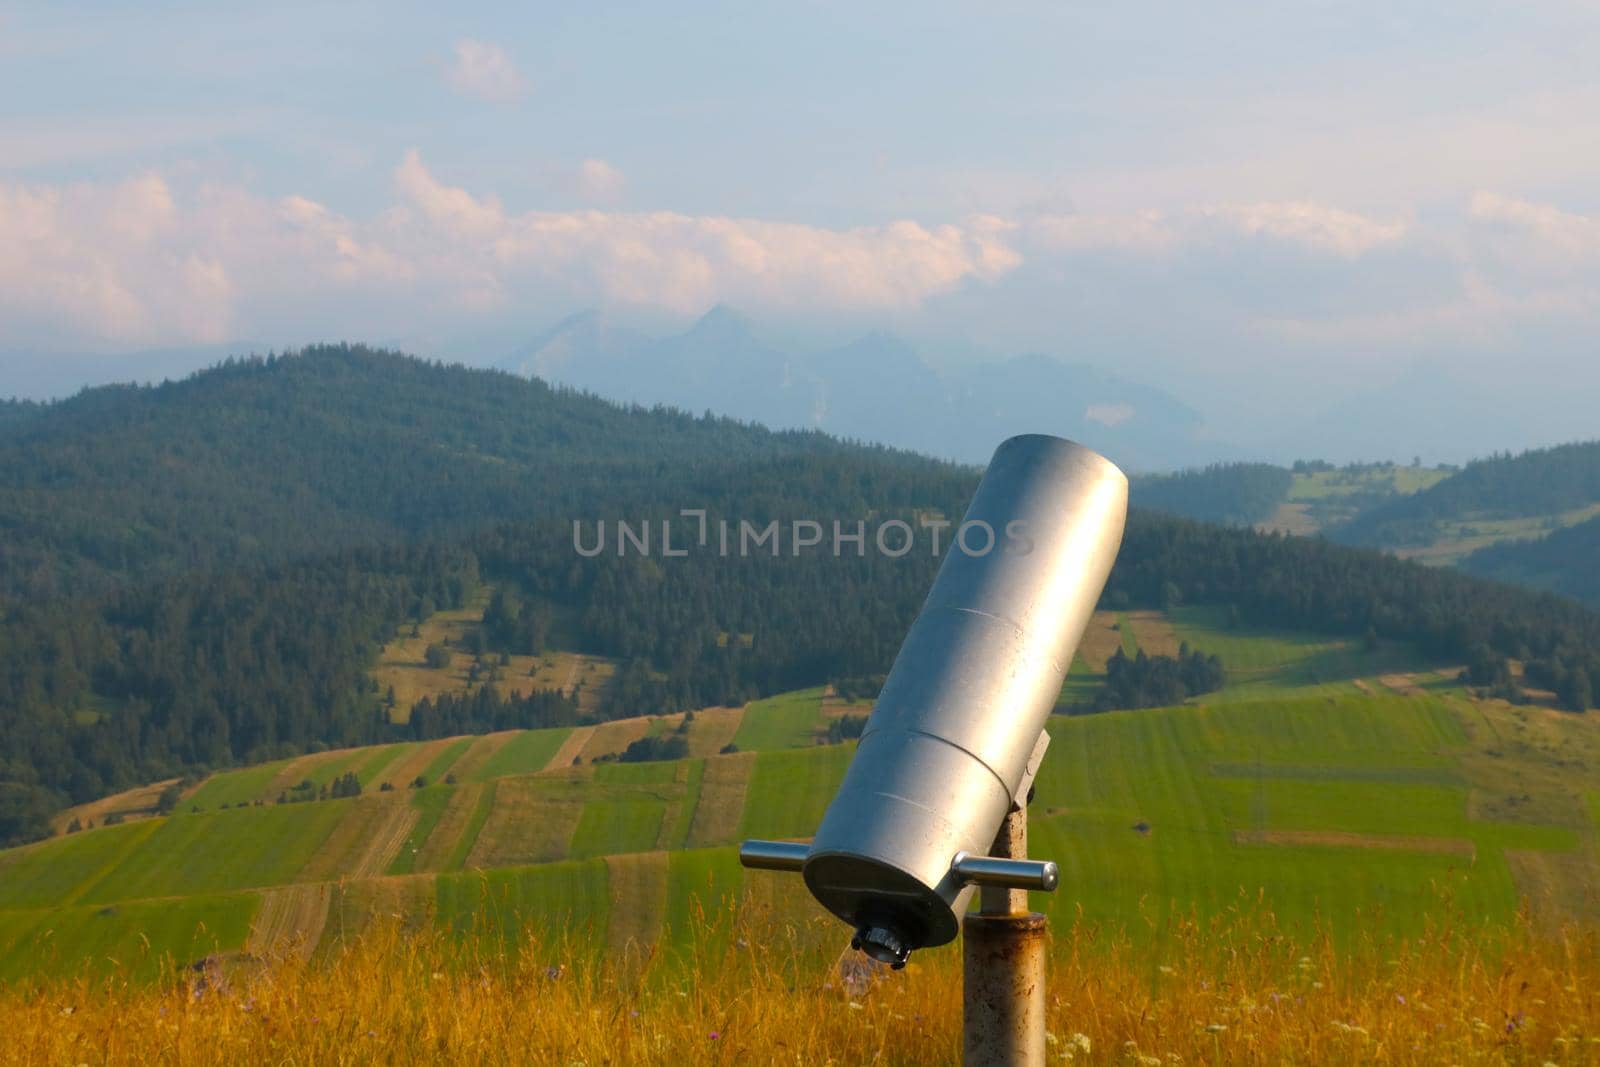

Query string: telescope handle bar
[738,840,1059,892]
[952,851,1058,893]
[739,839,809,872]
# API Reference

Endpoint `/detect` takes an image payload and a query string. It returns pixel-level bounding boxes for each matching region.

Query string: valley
[6,603,1595,982]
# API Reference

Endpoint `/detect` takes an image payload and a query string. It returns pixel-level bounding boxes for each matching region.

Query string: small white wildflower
[1070,1033,1092,1054]
[1045,1031,1058,1045]
[848,1002,864,1011]
[1204,1023,1227,1034]
[1158,965,1175,975]
[1141,1056,1162,1066]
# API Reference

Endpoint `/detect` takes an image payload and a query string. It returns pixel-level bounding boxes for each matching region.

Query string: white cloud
[0,173,230,347]
[442,39,528,103]
[1024,201,1408,258]
[576,159,626,202]
[2,158,1594,365]
[0,153,1024,349]
[1196,201,1409,258]
[1470,191,1600,257]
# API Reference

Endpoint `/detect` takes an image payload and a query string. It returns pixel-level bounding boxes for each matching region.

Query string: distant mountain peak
[684,304,758,344]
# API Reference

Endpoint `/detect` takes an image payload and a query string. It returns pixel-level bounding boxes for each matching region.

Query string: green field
[1288,466,1451,502]
[467,727,572,781]
[184,758,296,811]
[0,892,258,981]
[569,792,669,859]
[738,744,855,840]
[730,687,826,751]
[77,802,351,904]
[418,736,474,782]
[0,821,159,909]
[447,781,498,871]
[6,606,1600,980]
[386,785,455,877]
[437,860,610,952]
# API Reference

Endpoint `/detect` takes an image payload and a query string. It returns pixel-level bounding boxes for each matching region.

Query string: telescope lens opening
[851,924,911,969]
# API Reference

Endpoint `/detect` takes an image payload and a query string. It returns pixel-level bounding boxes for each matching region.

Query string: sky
[2,2,1597,458]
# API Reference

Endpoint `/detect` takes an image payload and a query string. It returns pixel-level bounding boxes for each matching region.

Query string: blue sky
[2,2,1598,453]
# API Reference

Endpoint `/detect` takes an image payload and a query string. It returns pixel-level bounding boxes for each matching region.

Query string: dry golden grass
[7,908,1599,1066]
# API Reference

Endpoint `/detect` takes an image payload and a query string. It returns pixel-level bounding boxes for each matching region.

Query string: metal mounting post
[963,803,1048,1067]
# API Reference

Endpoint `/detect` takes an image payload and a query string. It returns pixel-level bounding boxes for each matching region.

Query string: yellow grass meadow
[3,904,1599,1066]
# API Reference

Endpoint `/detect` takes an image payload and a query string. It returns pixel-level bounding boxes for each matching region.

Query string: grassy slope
[729,688,826,751]
[5,609,1599,979]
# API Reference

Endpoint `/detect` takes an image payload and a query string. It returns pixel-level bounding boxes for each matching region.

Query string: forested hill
[1332,441,1600,547]
[4,345,1600,846]
[1463,514,1600,608]
[0,398,40,427]
[0,345,948,603]
[1131,463,1293,526]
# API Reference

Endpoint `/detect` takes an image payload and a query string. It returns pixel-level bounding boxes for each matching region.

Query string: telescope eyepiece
[852,924,911,969]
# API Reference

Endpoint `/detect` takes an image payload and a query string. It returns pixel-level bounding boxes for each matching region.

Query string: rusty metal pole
[963,803,1048,1067]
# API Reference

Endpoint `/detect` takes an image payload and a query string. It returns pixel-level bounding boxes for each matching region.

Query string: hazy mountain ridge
[503,308,1210,471]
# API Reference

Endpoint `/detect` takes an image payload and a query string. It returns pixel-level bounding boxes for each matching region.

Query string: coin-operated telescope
[741,434,1127,1067]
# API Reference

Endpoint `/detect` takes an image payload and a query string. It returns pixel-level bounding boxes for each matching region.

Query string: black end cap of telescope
[851,923,911,970]
[804,851,958,966]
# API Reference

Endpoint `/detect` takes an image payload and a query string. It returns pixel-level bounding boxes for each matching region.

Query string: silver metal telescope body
[741,434,1127,967]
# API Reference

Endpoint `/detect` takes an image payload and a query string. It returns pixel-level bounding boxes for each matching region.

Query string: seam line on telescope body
[941,607,1067,676]
[895,728,1011,797]
[858,605,1067,753]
